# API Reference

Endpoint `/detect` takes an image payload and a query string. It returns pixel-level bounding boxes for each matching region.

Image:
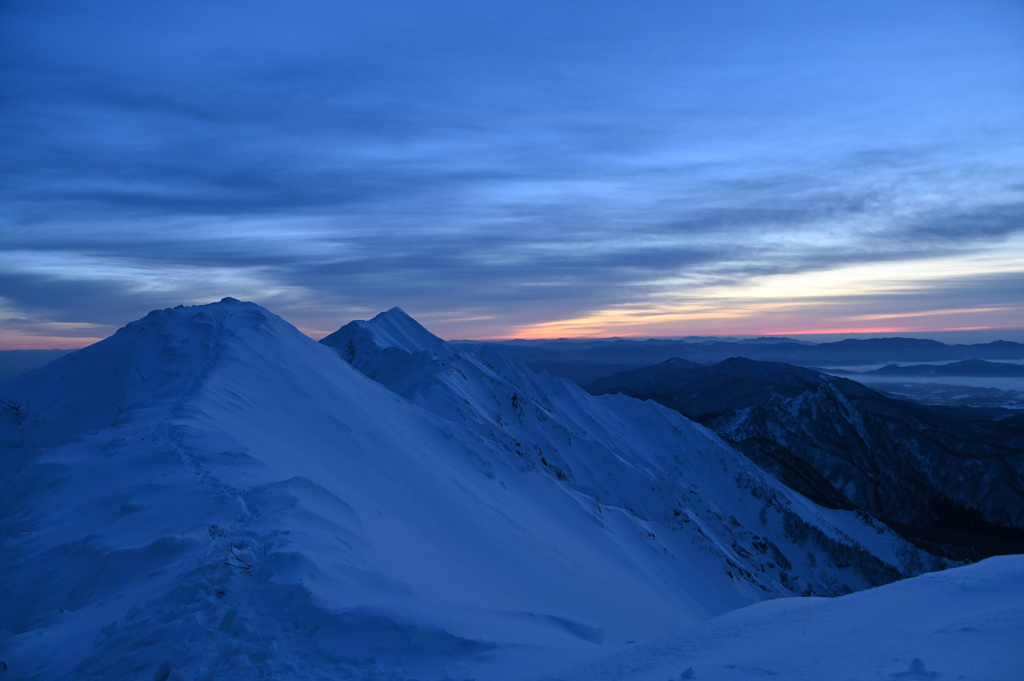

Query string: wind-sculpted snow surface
[0,300,946,679]
[541,554,1024,681]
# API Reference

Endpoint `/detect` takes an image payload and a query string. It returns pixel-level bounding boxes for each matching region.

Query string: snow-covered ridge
[0,300,956,679]
[324,309,946,591]
[322,306,450,358]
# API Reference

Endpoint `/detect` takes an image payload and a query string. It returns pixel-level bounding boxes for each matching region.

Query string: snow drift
[545,554,1024,681]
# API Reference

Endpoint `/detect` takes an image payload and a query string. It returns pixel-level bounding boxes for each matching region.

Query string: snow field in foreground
[541,555,1024,681]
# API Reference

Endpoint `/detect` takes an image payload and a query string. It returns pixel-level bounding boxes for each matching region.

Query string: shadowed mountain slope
[586,357,1024,559]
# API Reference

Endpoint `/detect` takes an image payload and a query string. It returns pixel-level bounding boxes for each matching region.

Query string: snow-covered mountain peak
[110,297,293,353]
[0,301,959,680]
[0,298,311,451]
[324,308,947,596]
[10,299,828,677]
[322,306,449,358]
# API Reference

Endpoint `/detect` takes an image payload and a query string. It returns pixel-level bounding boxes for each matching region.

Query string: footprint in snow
[723,664,776,675]
[890,658,939,678]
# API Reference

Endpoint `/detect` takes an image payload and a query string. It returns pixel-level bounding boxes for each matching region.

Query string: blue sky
[2,1,1023,347]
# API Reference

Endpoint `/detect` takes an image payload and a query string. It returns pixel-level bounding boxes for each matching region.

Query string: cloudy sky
[2,1,1023,348]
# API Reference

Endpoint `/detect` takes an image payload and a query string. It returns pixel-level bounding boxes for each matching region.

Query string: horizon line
[6,326,1024,352]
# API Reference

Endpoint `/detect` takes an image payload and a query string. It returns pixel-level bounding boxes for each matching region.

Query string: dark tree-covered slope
[586,357,1024,559]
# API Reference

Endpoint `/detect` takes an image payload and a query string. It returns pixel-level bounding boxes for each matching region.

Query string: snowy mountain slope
[0,300,960,680]
[540,554,1024,681]
[323,310,946,594]
[0,301,597,678]
[0,299,931,680]
[588,356,1024,558]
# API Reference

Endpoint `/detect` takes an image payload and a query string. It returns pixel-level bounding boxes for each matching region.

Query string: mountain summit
[0,300,996,680]
[322,306,449,358]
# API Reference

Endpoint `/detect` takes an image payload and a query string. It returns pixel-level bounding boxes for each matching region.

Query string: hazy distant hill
[454,337,1024,381]
[0,348,72,381]
[852,359,1024,378]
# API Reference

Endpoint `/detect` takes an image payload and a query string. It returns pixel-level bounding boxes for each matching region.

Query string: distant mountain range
[585,357,1024,559]
[833,359,1024,378]
[6,336,1022,384]
[0,348,71,381]
[453,337,1024,384]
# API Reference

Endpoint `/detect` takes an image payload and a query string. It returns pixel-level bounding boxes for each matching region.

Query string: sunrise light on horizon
[2,1,1023,348]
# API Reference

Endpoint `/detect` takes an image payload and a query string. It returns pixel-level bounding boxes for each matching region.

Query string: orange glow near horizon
[2,233,1022,348]
[487,255,1024,340]
[494,300,1023,341]
[487,327,1002,341]
[0,335,105,351]
[489,322,1008,342]
[1,288,1021,348]
[761,325,998,337]
[1,316,1020,350]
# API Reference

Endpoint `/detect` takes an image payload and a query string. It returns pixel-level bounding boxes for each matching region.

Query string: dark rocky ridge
[585,357,1024,560]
